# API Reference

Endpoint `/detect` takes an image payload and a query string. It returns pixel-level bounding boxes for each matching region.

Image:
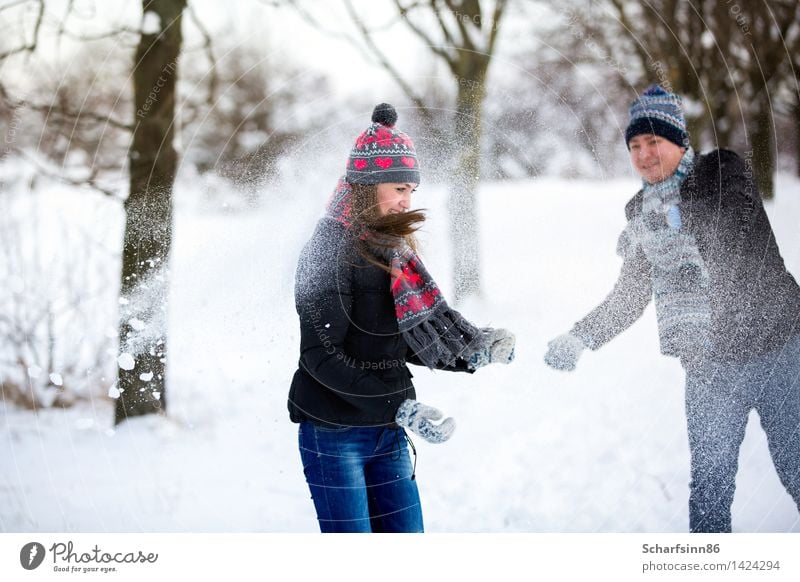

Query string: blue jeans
[685,334,800,532]
[298,422,423,533]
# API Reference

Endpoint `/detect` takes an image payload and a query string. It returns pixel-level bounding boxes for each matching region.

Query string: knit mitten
[467,328,516,371]
[395,399,455,444]
[544,332,586,371]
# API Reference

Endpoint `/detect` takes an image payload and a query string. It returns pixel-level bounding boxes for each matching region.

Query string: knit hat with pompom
[346,103,420,184]
[625,85,688,149]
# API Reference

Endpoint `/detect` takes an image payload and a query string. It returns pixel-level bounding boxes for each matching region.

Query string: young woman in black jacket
[288,104,515,533]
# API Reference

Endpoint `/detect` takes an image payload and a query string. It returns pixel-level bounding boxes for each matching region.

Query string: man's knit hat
[625,85,688,149]
[346,103,421,185]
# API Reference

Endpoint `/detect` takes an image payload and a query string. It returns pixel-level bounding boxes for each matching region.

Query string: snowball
[139,372,153,382]
[108,384,121,399]
[49,373,63,386]
[117,353,135,371]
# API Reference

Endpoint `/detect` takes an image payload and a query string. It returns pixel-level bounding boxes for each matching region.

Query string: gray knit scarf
[619,147,712,358]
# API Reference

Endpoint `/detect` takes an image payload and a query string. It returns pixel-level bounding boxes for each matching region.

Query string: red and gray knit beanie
[346,103,421,185]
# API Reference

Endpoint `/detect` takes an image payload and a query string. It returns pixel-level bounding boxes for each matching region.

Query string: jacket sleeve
[570,229,653,350]
[405,350,474,372]
[295,226,399,407]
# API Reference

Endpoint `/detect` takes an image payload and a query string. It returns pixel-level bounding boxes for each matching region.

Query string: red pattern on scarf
[325,179,444,327]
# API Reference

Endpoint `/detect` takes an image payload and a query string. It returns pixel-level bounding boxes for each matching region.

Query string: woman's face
[375,182,417,216]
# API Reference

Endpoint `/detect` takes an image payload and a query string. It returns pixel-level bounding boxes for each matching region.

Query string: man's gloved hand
[544,332,586,371]
[467,328,516,370]
[395,399,455,444]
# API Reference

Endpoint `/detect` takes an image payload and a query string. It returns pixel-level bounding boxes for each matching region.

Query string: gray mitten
[468,328,516,370]
[544,332,585,371]
[395,399,455,444]
[489,328,516,364]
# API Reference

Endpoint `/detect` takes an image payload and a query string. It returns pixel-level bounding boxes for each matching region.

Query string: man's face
[628,134,686,184]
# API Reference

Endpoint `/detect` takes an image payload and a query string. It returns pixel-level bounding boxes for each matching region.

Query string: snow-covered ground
[2,171,799,532]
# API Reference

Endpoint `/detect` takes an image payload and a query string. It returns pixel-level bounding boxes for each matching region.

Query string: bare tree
[114,0,186,425]
[794,87,800,177]
[180,41,331,203]
[290,0,509,300]
[399,0,508,299]
[788,30,800,177]
[0,1,133,409]
[728,1,798,198]
[0,187,118,409]
[555,0,800,198]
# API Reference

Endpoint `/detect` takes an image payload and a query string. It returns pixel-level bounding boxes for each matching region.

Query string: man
[544,84,800,532]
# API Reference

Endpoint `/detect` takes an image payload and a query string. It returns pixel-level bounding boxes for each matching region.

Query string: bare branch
[0,0,35,12]
[486,0,508,56]
[187,1,219,104]
[341,0,436,124]
[0,78,132,132]
[30,0,44,50]
[427,0,457,48]
[19,151,120,198]
[392,0,455,66]
[443,0,475,51]
[54,25,141,43]
[280,0,436,114]
[607,0,652,73]
[0,0,44,60]
[760,1,798,80]
[279,0,359,42]
[52,0,75,53]
[31,99,133,132]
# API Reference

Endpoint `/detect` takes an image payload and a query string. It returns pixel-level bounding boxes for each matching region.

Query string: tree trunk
[448,61,488,302]
[685,114,706,150]
[750,91,775,200]
[115,0,185,425]
[795,90,800,178]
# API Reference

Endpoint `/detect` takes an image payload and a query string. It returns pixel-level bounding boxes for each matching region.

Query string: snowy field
[2,171,799,533]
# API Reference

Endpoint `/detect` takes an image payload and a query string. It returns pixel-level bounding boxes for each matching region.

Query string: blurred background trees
[548,0,800,198]
[1,0,798,415]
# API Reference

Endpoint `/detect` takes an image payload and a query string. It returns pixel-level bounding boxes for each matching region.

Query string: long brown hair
[349,182,426,273]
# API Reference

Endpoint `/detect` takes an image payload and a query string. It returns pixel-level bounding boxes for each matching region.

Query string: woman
[289,104,515,533]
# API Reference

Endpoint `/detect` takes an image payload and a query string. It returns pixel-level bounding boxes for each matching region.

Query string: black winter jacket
[288,218,469,427]
[572,149,800,365]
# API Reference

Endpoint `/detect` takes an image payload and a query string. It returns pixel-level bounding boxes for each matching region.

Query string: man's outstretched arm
[546,241,653,371]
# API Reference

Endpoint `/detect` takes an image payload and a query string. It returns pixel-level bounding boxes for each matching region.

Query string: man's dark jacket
[572,149,800,365]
